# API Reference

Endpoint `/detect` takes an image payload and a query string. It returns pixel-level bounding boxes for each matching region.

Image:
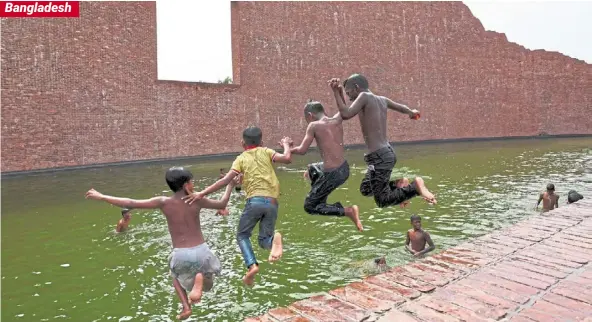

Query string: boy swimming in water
[405,214,435,258]
[115,208,132,232]
[184,126,292,286]
[85,167,235,320]
[536,183,560,212]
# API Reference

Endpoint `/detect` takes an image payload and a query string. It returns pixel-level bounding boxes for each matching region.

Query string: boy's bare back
[540,191,559,212]
[312,116,346,170]
[161,196,206,249]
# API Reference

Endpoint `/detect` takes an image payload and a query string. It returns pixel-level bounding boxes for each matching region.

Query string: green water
[2,138,591,322]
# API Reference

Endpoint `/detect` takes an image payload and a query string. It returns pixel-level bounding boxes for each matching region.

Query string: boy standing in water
[291,100,362,231]
[328,75,437,207]
[115,208,132,232]
[184,126,292,286]
[536,183,560,212]
[405,214,435,258]
[86,167,235,320]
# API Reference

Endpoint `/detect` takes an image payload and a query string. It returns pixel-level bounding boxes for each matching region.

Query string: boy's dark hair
[410,214,421,222]
[343,73,369,89]
[165,167,193,192]
[121,208,131,217]
[304,99,324,115]
[243,126,263,146]
[546,183,555,191]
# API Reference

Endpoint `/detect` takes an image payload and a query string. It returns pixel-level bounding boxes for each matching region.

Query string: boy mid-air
[405,214,435,258]
[86,167,235,320]
[291,100,362,231]
[328,75,437,208]
[184,126,292,286]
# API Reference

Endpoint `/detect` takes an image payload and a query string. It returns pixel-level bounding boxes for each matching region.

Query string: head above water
[303,99,325,123]
[546,183,555,192]
[165,166,194,194]
[121,208,132,220]
[343,73,369,101]
[410,214,422,229]
[568,190,584,204]
[242,126,263,147]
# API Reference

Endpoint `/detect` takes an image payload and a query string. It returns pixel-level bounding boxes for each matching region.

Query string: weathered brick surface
[328,287,392,312]
[309,294,370,321]
[268,307,303,321]
[365,275,422,299]
[376,309,419,322]
[1,1,591,172]
[511,255,576,275]
[503,259,570,279]
[289,298,352,322]
[400,302,461,322]
[455,278,531,304]
[430,288,509,319]
[541,293,592,315]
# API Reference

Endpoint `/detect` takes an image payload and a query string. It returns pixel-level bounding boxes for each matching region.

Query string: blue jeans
[237,197,278,268]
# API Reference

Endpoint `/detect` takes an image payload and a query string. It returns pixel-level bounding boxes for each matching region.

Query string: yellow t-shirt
[231,147,280,199]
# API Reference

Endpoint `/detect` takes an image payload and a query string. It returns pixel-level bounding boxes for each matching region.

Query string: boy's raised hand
[85,188,104,200]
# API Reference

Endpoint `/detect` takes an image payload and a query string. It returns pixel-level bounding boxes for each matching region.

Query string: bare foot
[414,177,437,205]
[268,232,283,262]
[188,273,203,305]
[243,264,259,287]
[345,206,364,232]
[177,307,192,320]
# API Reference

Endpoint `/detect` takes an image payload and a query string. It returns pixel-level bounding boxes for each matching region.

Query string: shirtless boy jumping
[291,100,363,231]
[536,183,559,212]
[405,214,435,258]
[328,74,436,208]
[86,167,235,320]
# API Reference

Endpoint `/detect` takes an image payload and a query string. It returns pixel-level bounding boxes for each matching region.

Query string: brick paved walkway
[246,199,592,322]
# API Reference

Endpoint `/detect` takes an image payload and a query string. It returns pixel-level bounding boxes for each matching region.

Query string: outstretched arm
[202,171,238,196]
[198,183,234,210]
[333,89,368,120]
[383,96,417,117]
[85,189,165,209]
[273,138,293,164]
[291,123,315,155]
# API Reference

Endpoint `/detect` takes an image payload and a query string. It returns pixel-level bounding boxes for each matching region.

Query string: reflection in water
[1,138,591,321]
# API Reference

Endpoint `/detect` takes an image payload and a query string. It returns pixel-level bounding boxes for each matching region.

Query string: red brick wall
[1,2,590,172]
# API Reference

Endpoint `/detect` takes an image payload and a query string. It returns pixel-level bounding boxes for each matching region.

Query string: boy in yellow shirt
[185,126,293,286]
